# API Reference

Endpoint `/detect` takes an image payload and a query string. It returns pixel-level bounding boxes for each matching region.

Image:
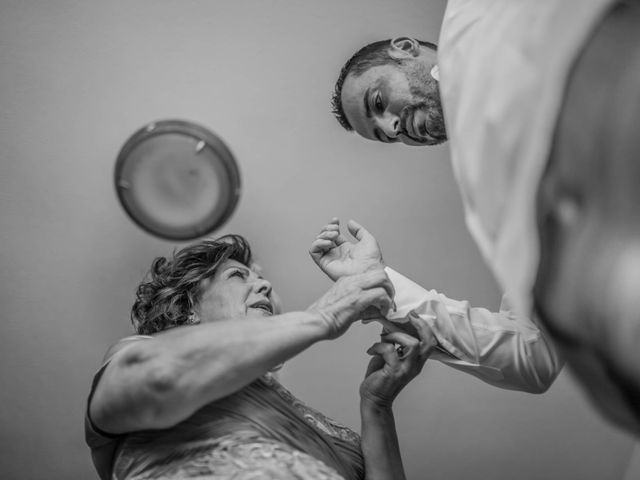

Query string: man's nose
[378,115,400,138]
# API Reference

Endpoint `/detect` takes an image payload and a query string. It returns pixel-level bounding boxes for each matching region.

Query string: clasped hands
[309,218,437,408]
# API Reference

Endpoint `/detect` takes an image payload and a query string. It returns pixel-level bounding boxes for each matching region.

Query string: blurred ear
[389,37,421,59]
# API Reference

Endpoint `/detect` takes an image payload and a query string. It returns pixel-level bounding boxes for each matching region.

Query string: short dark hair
[131,234,253,335]
[331,39,438,131]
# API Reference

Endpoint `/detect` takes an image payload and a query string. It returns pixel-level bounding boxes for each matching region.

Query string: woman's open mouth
[249,301,274,315]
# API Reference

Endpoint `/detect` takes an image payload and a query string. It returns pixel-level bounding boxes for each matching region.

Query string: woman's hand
[309,218,385,281]
[307,270,394,340]
[360,317,437,408]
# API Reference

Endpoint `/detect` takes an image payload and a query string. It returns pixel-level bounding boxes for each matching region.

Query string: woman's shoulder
[101,334,153,364]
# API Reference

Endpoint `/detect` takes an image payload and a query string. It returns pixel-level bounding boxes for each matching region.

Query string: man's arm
[385,267,564,393]
[310,218,564,393]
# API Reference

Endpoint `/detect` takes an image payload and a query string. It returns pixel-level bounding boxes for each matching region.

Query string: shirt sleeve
[384,267,564,393]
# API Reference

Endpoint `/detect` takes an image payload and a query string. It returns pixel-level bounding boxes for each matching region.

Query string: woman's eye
[230,270,245,279]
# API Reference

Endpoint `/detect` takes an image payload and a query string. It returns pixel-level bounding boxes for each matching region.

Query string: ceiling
[0,1,636,478]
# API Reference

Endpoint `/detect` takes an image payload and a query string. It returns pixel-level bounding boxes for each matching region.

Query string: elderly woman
[85,234,434,480]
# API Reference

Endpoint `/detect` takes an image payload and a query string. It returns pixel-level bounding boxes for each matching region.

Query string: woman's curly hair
[131,234,253,335]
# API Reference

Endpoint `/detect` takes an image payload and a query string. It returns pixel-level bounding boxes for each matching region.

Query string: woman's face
[195,259,280,323]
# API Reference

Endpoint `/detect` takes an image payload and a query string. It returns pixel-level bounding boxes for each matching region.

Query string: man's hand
[307,270,394,340]
[309,218,385,281]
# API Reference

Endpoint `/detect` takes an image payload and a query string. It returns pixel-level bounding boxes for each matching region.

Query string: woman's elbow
[97,346,187,431]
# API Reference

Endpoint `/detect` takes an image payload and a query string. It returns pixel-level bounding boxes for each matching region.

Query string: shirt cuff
[384,266,438,320]
[383,267,469,362]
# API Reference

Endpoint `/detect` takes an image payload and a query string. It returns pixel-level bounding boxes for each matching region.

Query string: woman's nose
[254,278,272,296]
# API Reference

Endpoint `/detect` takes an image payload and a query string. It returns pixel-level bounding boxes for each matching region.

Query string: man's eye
[374,93,383,111]
[230,270,245,278]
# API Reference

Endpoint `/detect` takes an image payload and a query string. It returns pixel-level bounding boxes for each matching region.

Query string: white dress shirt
[385,267,562,393]
[437,0,615,315]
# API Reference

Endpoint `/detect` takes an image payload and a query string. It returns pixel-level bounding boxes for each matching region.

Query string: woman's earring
[187,311,198,325]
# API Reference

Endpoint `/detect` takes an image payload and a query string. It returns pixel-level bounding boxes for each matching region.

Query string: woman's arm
[359,318,436,480]
[360,400,406,480]
[90,271,393,435]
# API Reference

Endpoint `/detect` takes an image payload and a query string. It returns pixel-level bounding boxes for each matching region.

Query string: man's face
[340,58,447,146]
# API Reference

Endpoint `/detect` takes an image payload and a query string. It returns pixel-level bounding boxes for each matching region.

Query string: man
[331,0,640,433]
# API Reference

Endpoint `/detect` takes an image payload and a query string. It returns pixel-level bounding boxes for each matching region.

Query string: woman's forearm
[360,399,407,480]
[92,312,328,433]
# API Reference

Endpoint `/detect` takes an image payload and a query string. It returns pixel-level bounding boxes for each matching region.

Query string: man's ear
[389,37,421,59]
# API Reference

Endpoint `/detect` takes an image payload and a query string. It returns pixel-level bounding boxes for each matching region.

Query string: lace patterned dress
[107,373,364,480]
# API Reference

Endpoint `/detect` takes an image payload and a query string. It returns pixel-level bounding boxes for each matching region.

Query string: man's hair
[131,234,253,335]
[331,39,438,131]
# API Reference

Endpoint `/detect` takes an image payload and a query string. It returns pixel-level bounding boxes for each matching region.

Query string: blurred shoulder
[101,335,154,364]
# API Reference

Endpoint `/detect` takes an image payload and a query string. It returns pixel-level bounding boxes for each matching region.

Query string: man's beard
[402,68,447,144]
[399,100,447,144]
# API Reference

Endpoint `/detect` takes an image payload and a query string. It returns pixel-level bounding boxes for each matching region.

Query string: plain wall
[0,1,637,478]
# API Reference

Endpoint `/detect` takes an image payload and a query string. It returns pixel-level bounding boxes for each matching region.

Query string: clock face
[115,120,241,241]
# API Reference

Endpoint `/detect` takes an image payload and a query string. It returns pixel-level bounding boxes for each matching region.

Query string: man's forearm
[385,266,564,392]
[360,399,407,480]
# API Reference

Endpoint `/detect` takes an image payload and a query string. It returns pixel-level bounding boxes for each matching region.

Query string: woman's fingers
[366,342,400,367]
[380,331,420,359]
[341,269,394,299]
[359,288,393,317]
[408,316,439,357]
[364,353,386,377]
[366,330,421,366]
